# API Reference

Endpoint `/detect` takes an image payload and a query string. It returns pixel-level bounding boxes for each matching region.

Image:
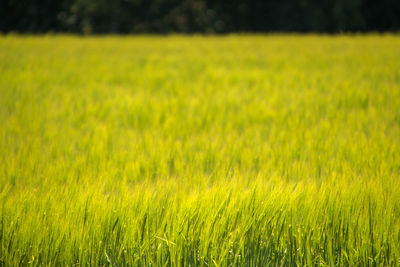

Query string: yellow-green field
[1,35,400,266]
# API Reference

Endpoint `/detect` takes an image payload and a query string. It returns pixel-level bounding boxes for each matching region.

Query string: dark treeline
[1,0,400,34]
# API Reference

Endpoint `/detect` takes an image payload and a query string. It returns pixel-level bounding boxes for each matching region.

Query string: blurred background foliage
[1,0,400,34]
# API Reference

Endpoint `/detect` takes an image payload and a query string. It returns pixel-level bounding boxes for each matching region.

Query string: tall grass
[0,35,399,266]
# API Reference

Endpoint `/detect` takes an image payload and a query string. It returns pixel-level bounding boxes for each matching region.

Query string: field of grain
[0,35,400,266]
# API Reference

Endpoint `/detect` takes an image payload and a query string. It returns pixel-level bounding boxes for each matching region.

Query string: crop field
[0,35,400,266]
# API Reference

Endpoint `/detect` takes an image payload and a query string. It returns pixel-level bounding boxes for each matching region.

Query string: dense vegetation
[0,35,400,265]
[1,0,400,34]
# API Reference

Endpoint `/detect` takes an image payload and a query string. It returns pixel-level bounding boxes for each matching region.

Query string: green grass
[0,34,400,266]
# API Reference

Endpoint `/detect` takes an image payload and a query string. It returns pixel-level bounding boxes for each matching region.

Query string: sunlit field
[0,35,400,266]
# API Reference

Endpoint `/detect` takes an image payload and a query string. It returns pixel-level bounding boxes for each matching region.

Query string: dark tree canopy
[1,0,400,34]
